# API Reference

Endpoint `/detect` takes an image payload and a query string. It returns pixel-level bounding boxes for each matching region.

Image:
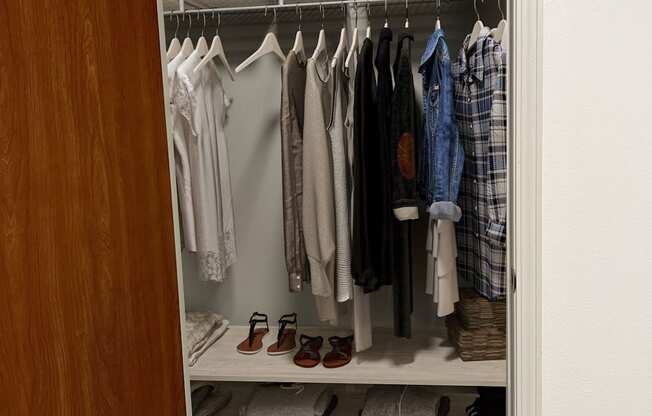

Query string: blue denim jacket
[418,30,464,221]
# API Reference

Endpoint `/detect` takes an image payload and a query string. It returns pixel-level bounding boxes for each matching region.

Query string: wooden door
[0,1,186,414]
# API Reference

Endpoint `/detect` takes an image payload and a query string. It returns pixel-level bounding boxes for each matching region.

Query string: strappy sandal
[267,313,298,356]
[236,312,269,354]
[322,335,354,369]
[293,335,324,368]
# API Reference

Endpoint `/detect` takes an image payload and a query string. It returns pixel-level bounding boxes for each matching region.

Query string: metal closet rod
[164,0,438,16]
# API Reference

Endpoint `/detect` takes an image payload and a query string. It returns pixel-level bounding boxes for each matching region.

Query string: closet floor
[190,326,506,387]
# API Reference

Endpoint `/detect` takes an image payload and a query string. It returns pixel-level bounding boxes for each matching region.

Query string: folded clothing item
[361,386,445,416]
[186,312,230,366]
[245,384,337,416]
[190,383,232,416]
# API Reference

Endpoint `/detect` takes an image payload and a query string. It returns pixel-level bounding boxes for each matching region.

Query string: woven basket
[446,315,506,362]
[455,289,507,330]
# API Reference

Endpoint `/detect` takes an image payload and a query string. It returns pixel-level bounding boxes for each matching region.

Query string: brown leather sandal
[267,313,298,356]
[236,312,269,354]
[293,335,324,368]
[322,335,354,369]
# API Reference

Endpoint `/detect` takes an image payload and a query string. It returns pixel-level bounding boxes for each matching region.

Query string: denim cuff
[428,201,462,222]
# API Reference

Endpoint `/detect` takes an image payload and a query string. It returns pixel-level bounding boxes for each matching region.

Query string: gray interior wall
[165,0,506,328]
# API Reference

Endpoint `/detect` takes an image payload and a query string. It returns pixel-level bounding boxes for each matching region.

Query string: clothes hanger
[331,2,348,68]
[467,0,485,50]
[292,5,306,61]
[194,12,235,80]
[345,0,359,69]
[311,3,328,60]
[365,0,372,39]
[384,0,390,28]
[191,13,209,58]
[235,7,285,73]
[168,14,195,79]
[435,0,442,30]
[179,13,196,58]
[491,0,507,44]
[404,0,409,29]
[166,15,181,62]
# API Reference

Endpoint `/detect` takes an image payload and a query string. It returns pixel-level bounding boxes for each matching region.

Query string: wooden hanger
[345,1,359,69]
[312,4,328,60]
[467,0,485,50]
[235,8,285,73]
[166,15,181,62]
[194,13,235,80]
[292,6,306,61]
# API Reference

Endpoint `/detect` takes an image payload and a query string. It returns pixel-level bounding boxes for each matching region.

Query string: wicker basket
[455,289,507,330]
[446,315,507,362]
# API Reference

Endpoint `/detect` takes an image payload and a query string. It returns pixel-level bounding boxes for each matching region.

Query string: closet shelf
[190,326,506,387]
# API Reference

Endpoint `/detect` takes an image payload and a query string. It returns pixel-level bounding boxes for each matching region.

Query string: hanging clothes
[418,29,464,316]
[303,52,338,325]
[280,50,309,293]
[375,27,399,289]
[168,67,197,253]
[329,43,354,304]
[172,56,237,282]
[352,37,382,294]
[453,32,507,300]
[345,38,373,352]
[389,32,418,339]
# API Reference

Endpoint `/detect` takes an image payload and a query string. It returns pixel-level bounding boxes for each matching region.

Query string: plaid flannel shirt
[453,34,507,300]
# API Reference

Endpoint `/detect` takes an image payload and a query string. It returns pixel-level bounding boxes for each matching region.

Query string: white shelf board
[190,326,506,387]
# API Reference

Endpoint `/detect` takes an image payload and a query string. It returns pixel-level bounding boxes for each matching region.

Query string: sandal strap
[247,312,269,347]
[327,335,353,358]
[296,335,323,361]
[277,313,297,347]
[299,334,323,348]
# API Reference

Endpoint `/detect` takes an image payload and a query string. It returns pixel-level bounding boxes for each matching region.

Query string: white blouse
[172,57,237,282]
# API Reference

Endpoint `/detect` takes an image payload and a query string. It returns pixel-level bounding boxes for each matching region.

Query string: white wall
[541,0,652,414]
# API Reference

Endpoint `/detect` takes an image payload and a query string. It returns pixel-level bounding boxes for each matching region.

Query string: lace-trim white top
[172,57,237,282]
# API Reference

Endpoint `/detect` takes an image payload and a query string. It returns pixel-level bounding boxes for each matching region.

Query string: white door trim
[511,0,543,414]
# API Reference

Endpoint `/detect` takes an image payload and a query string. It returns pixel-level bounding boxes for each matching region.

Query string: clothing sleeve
[486,45,508,246]
[302,71,336,300]
[390,51,419,221]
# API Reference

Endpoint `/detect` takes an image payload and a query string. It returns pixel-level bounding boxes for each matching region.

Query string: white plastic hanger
[235,8,285,73]
[312,4,328,60]
[491,0,507,44]
[292,6,306,61]
[467,0,485,50]
[168,14,195,79]
[331,3,348,68]
[345,1,359,69]
[194,12,235,80]
[435,0,442,30]
[166,15,181,62]
[365,0,372,39]
[191,14,209,58]
[404,0,410,29]
[383,0,390,28]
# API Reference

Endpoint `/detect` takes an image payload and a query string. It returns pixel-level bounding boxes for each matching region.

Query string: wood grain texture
[0,1,185,414]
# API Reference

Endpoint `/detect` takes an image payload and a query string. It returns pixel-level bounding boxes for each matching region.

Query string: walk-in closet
[163,0,511,414]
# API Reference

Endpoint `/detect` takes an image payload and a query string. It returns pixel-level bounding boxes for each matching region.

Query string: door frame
[155,1,193,415]
[510,0,543,414]
[153,0,545,414]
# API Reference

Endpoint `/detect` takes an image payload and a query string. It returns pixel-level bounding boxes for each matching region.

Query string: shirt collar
[419,29,445,71]
[458,32,490,83]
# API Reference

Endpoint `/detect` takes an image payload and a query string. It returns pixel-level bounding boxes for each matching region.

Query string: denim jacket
[418,29,464,222]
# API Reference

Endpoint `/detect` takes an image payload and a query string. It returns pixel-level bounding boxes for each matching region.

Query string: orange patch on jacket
[398,132,416,179]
